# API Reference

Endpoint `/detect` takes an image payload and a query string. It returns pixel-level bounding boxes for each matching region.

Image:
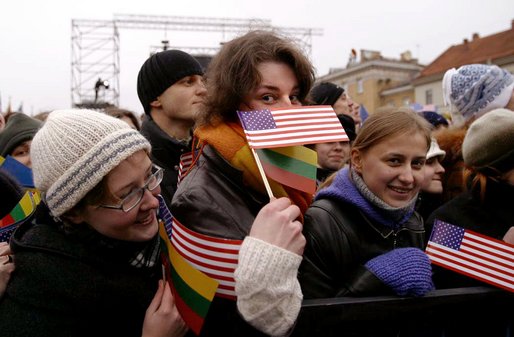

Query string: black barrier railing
[292,287,513,337]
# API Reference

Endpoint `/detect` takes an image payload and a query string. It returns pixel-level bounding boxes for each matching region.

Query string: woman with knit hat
[0,112,42,167]
[434,64,514,204]
[171,30,313,336]
[427,108,514,288]
[300,109,435,303]
[415,138,446,222]
[0,109,187,337]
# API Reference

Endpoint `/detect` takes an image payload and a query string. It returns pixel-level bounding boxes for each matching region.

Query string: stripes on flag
[237,105,348,149]
[256,146,317,194]
[159,221,218,336]
[171,218,243,300]
[177,151,196,185]
[426,220,514,293]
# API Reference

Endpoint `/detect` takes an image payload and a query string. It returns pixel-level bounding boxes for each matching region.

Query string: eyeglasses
[99,165,163,212]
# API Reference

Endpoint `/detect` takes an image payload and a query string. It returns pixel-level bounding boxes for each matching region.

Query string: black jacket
[172,145,269,337]
[141,116,191,206]
[0,206,160,337]
[299,198,426,299]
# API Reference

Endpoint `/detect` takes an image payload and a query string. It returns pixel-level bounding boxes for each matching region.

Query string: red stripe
[173,226,240,256]
[460,245,514,271]
[172,284,206,335]
[427,244,514,280]
[463,235,514,261]
[173,219,242,245]
[271,105,335,115]
[216,292,237,300]
[246,125,346,137]
[172,234,239,265]
[261,161,316,194]
[172,239,236,273]
[429,259,514,293]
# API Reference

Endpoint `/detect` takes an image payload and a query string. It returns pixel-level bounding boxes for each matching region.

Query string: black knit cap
[0,113,42,157]
[310,82,344,106]
[337,114,357,142]
[137,50,204,114]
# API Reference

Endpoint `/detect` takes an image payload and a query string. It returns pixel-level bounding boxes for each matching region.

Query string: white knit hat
[426,138,445,160]
[442,64,514,123]
[31,109,151,217]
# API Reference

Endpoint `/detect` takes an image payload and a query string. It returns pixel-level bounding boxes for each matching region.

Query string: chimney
[463,38,469,44]
[472,33,479,41]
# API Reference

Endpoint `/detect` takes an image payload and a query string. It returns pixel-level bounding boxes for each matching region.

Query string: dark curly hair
[196,30,315,126]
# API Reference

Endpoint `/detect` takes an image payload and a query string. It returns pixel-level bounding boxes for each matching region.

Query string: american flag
[177,151,195,185]
[426,220,514,293]
[237,105,348,149]
[171,218,242,300]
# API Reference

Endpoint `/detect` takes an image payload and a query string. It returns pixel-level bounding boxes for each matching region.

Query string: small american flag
[237,105,348,149]
[171,218,242,300]
[177,151,197,185]
[426,220,514,293]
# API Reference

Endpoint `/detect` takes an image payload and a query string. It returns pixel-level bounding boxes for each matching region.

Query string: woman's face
[240,61,301,111]
[11,140,32,168]
[421,156,445,194]
[71,150,160,242]
[352,131,428,208]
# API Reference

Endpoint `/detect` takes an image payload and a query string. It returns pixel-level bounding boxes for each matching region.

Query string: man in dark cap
[137,49,207,205]
[310,82,361,128]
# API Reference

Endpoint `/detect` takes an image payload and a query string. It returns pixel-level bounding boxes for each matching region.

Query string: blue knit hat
[442,64,514,122]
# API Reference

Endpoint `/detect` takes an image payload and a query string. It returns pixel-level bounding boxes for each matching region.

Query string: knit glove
[365,247,434,297]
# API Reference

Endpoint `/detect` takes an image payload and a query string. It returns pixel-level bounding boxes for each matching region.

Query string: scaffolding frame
[71,14,322,108]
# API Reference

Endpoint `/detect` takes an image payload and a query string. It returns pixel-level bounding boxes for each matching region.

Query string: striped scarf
[195,122,312,218]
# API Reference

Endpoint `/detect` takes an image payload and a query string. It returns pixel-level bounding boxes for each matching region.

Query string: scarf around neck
[315,167,416,229]
[195,122,312,217]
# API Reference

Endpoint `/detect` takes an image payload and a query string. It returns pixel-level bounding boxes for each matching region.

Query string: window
[425,89,433,104]
[357,79,363,94]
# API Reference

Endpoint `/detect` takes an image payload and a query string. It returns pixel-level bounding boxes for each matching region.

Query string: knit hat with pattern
[30,109,151,217]
[442,64,514,122]
[137,49,204,114]
[462,108,514,175]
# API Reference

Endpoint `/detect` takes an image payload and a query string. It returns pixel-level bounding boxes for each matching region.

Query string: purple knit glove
[365,248,434,297]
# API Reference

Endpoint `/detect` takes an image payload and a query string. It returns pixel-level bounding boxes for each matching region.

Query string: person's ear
[149,98,162,109]
[351,148,363,174]
[61,208,85,225]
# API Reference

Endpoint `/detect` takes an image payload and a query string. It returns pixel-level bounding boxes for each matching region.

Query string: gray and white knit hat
[31,109,151,217]
[442,64,514,122]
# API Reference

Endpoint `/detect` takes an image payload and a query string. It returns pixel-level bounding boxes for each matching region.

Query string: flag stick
[250,148,274,199]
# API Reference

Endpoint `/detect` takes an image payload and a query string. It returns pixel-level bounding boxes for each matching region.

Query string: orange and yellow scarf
[195,122,312,219]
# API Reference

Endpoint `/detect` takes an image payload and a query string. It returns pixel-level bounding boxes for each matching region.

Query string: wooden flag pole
[250,148,274,199]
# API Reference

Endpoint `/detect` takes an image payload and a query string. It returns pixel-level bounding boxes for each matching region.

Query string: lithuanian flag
[159,221,218,336]
[256,145,317,194]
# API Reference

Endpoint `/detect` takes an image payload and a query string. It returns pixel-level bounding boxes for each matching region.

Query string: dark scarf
[316,167,417,229]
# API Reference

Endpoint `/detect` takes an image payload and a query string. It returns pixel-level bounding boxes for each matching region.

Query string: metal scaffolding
[71,14,323,108]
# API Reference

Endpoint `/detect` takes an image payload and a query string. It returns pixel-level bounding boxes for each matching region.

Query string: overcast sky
[1,0,513,116]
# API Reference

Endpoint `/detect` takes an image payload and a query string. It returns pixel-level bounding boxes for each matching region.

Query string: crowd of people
[0,30,513,337]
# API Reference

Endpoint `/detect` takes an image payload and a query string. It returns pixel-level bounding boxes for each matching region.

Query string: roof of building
[417,20,514,79]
